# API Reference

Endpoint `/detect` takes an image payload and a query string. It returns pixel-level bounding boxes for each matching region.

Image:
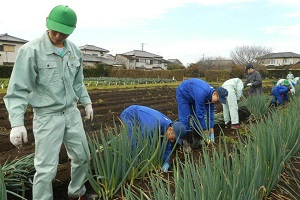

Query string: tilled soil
[0,86,184,199]
[0,86,298,200]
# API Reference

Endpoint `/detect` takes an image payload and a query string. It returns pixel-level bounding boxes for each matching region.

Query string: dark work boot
[231,124,240,130]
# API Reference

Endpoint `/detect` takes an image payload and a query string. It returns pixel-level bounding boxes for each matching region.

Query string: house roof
[80,44,109,53]
[290,61,300,69]
[257,52,300,59]
[168,59,183,65]
[121,50,163,58]
[163,59,171,63]
[0,33,28,43]
[82,54,119,66]
[168,59,177,62]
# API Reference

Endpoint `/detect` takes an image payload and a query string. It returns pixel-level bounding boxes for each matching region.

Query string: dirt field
[0,86,187,199]
[0,86,298,199]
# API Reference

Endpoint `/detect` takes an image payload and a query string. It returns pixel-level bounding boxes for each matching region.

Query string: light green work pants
[222,88,239,125]
[32,107,90,200]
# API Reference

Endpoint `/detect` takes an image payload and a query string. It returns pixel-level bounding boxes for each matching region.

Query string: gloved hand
[161,163,170,172]
[85,103,93,121]
[204,132,210,143]
[247,83,252,86]
[210,132,215,142]
[290,88,295,95]
[10,126,28,149]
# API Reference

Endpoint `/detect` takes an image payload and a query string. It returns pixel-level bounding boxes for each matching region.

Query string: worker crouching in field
[120,105,187,172]
[276,78,295,95]
[271,80,292,107]
[221,78,244,130]
[176,78,228,146]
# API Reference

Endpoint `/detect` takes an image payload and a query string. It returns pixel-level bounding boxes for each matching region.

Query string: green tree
[167,63,185,70]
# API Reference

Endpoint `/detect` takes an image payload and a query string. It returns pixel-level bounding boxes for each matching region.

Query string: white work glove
[10,126,28,149]
[161,163,170,173]
[247,83,252,86]
[210,132,215,143]
[290,88,295,95]
[85,103,93,121]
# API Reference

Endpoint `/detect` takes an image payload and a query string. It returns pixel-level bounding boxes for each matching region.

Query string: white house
[115,50,167,70]
[168,59,184,66]
[80,44,120,67]
[0,33,28,65]
[256,52,300,68]
[80,44,109,57]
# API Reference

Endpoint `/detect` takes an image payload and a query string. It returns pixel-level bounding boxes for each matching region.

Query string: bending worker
[244,64,262,96]
[4,5,93,200]
[221,78,244,130]
[176,78,228,144]
[272,79,291,106]
[276,78,295,95]
[120,105,187,172]
[286,71,294,82]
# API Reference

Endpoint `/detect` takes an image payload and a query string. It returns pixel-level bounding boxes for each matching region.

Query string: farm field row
[1,82,297,200]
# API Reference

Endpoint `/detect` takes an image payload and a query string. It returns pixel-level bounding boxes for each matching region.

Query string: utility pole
[141,43,146,51]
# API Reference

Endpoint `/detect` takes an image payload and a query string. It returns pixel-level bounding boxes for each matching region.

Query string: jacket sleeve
[278,87,289,94]
[72,56,92,107]
[236,79,244,100]
[252,71,262,87]
[244,76,249,87]
[163,142,172,164]
[194,97,207,130]
[4,48,37,127]
[194,90,212,130]
[205,103,214,129]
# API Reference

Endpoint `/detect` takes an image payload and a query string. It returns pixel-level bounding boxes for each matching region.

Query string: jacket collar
[43,31,71,55]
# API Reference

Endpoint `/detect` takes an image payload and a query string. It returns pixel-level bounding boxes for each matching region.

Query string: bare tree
[230,45,272,66]
[195,55,234,70]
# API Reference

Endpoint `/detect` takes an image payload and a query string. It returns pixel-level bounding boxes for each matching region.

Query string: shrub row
[1,64,298,80]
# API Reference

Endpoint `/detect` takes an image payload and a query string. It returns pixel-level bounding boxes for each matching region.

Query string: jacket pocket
[37,61,61,84]
[67,60,80,80]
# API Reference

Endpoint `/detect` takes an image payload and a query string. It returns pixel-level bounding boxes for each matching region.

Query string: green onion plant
[2,153,35,200]
[85,120,170,199]
[241,94,273,119]
[0,163,7,200]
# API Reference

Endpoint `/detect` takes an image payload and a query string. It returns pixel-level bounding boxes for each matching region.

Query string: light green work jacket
[4,31,91,127]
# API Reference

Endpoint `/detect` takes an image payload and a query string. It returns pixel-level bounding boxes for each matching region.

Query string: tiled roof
[121,50,162,58]
[0,33,28,43]
[80,44,109,52]
[82,54,119,65]
[168,59,183,65]
[257,52,300,59]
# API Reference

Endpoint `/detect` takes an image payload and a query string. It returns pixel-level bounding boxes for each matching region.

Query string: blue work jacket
[176,78,215,130]
[120,105,172,164]
[271,85,289,105]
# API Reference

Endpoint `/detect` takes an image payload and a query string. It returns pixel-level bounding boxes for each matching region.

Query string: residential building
[80,44,109,57]
[0,33,28,65]
[256,52,300,68]
[168,59,184,66]
[115,50,167,70]
[82,54,121,67]
[80,44,120,67]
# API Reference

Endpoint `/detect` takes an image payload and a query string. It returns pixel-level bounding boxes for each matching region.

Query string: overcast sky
[1,0,300,66]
